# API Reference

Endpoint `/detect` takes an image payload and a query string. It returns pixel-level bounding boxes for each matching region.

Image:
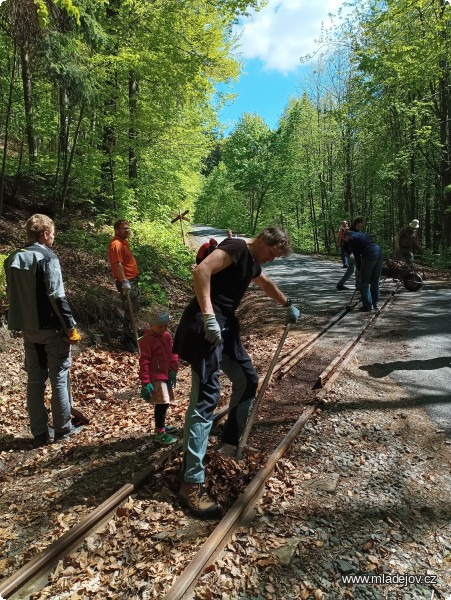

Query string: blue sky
[217,0,346,132]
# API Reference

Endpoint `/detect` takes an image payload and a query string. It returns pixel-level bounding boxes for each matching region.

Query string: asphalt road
[190,225,451,437]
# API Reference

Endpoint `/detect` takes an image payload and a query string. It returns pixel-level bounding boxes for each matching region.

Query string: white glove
[122,279,131,291]
[203,313,222,347]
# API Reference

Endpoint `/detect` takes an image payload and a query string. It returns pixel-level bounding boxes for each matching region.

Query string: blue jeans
[182,353,258,483]
[23,329,72,437]
[341,247,348,267]
[359,250,383,309]
[338,252,355,286]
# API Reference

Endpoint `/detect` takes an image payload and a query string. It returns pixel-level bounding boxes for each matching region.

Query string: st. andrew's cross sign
[171,208,190,245]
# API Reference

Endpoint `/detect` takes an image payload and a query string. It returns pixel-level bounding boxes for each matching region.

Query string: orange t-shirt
[108,236,139,281]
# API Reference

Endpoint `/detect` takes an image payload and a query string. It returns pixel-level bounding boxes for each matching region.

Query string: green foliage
[0,0,266,222]
[138,274,167,307]
[195,0,451,258]
[421,249,451,270]
[57,215,193,307]
[57,230,111,255]
[132,218,193,281]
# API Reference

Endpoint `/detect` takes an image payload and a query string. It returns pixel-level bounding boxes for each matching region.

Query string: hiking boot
[178,482,220,519]
[155,431,177,445]
[216,442,237,457]
[54,423,85,443]
[336,284,349,291]
[32,431,51,449]
[358,305,372,312]
[373,303,379,310]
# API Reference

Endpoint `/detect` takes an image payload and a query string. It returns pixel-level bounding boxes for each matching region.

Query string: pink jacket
[138,329,178,384]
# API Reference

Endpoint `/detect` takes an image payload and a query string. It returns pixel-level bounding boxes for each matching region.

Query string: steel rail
[0,408,229,599]
[275,282,397,380]
[314,285,399,389]
[272,306,349,378]
[235,322,291,459]
[163,290,396,600]
[161,287,400,600]
[163,405,317,600]
[1,284,398,599]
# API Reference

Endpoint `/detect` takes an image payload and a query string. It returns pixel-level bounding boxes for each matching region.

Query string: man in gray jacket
[4,214,82,448]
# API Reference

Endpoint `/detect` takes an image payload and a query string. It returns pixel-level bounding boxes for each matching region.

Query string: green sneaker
[155,431,177,445]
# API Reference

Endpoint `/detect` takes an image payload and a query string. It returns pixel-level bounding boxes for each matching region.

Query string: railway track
[0,282,401,600]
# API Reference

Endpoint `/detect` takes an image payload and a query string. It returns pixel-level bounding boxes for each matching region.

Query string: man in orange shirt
[108,219,140,351]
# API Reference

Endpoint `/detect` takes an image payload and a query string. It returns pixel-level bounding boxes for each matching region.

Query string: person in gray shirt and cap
[4,214,82,448]
[395,219,422,265]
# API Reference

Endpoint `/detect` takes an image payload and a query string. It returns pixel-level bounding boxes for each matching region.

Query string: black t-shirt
[210,238,262,316]
[173,238,261,376]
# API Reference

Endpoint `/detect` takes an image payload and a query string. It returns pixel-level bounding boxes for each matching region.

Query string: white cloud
[235,0,345,74]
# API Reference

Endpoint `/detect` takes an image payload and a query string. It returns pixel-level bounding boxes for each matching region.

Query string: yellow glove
[67,328,81,344]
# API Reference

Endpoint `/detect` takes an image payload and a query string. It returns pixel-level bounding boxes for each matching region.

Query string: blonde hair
[255,227,292,257]
[25,214,54,243]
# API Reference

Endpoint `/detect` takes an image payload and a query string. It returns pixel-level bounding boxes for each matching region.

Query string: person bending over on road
[341,229,383,312]
[4,214,82,448]
[395,219,421,266]
[108,219,140,352]
[173,227,300,518]
[196,238,218,265]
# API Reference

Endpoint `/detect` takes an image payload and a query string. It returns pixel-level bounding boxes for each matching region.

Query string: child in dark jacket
[138,309,178,444]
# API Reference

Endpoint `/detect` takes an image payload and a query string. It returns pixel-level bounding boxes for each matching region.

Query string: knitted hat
[148,308,170,326]
[409,219,419,229]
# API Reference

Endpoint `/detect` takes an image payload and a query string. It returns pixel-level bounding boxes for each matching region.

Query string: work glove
[67,328,81,344]
[122,279,131,291]
[140,383,154,401]
[167,369,177,388]
[203,313,222,347]
[285,300,300,324]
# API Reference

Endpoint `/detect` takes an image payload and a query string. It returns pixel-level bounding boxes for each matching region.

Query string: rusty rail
[1,284,399,599]
[0,408,229,599]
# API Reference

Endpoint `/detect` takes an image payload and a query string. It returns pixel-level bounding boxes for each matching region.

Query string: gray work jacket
[4,243,76,331]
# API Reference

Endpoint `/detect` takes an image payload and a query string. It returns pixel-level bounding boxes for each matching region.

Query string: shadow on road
[360,356,451,378]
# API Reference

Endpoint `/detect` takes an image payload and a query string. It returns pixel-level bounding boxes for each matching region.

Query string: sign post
[171,208,190,245]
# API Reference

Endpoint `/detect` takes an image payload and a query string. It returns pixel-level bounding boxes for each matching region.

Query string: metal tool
[67,373,90,425]
[125,289,140,355]
[235,322,291,460]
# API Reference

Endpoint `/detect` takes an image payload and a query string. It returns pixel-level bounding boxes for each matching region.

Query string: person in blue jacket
[341,229,383,312]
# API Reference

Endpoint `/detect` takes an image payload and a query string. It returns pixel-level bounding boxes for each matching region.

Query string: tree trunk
[129,72,138,180]
[60,106,84,215]
[0,43,17,216]
[53,87,70,203]
[19,42,37,164]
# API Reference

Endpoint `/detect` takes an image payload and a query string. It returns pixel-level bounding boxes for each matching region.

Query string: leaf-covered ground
[1,212,451,599]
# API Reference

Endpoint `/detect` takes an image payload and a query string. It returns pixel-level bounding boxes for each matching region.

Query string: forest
[1,0,451,272]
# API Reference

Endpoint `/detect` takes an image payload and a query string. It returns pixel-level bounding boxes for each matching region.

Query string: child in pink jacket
[138,309,178,444]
